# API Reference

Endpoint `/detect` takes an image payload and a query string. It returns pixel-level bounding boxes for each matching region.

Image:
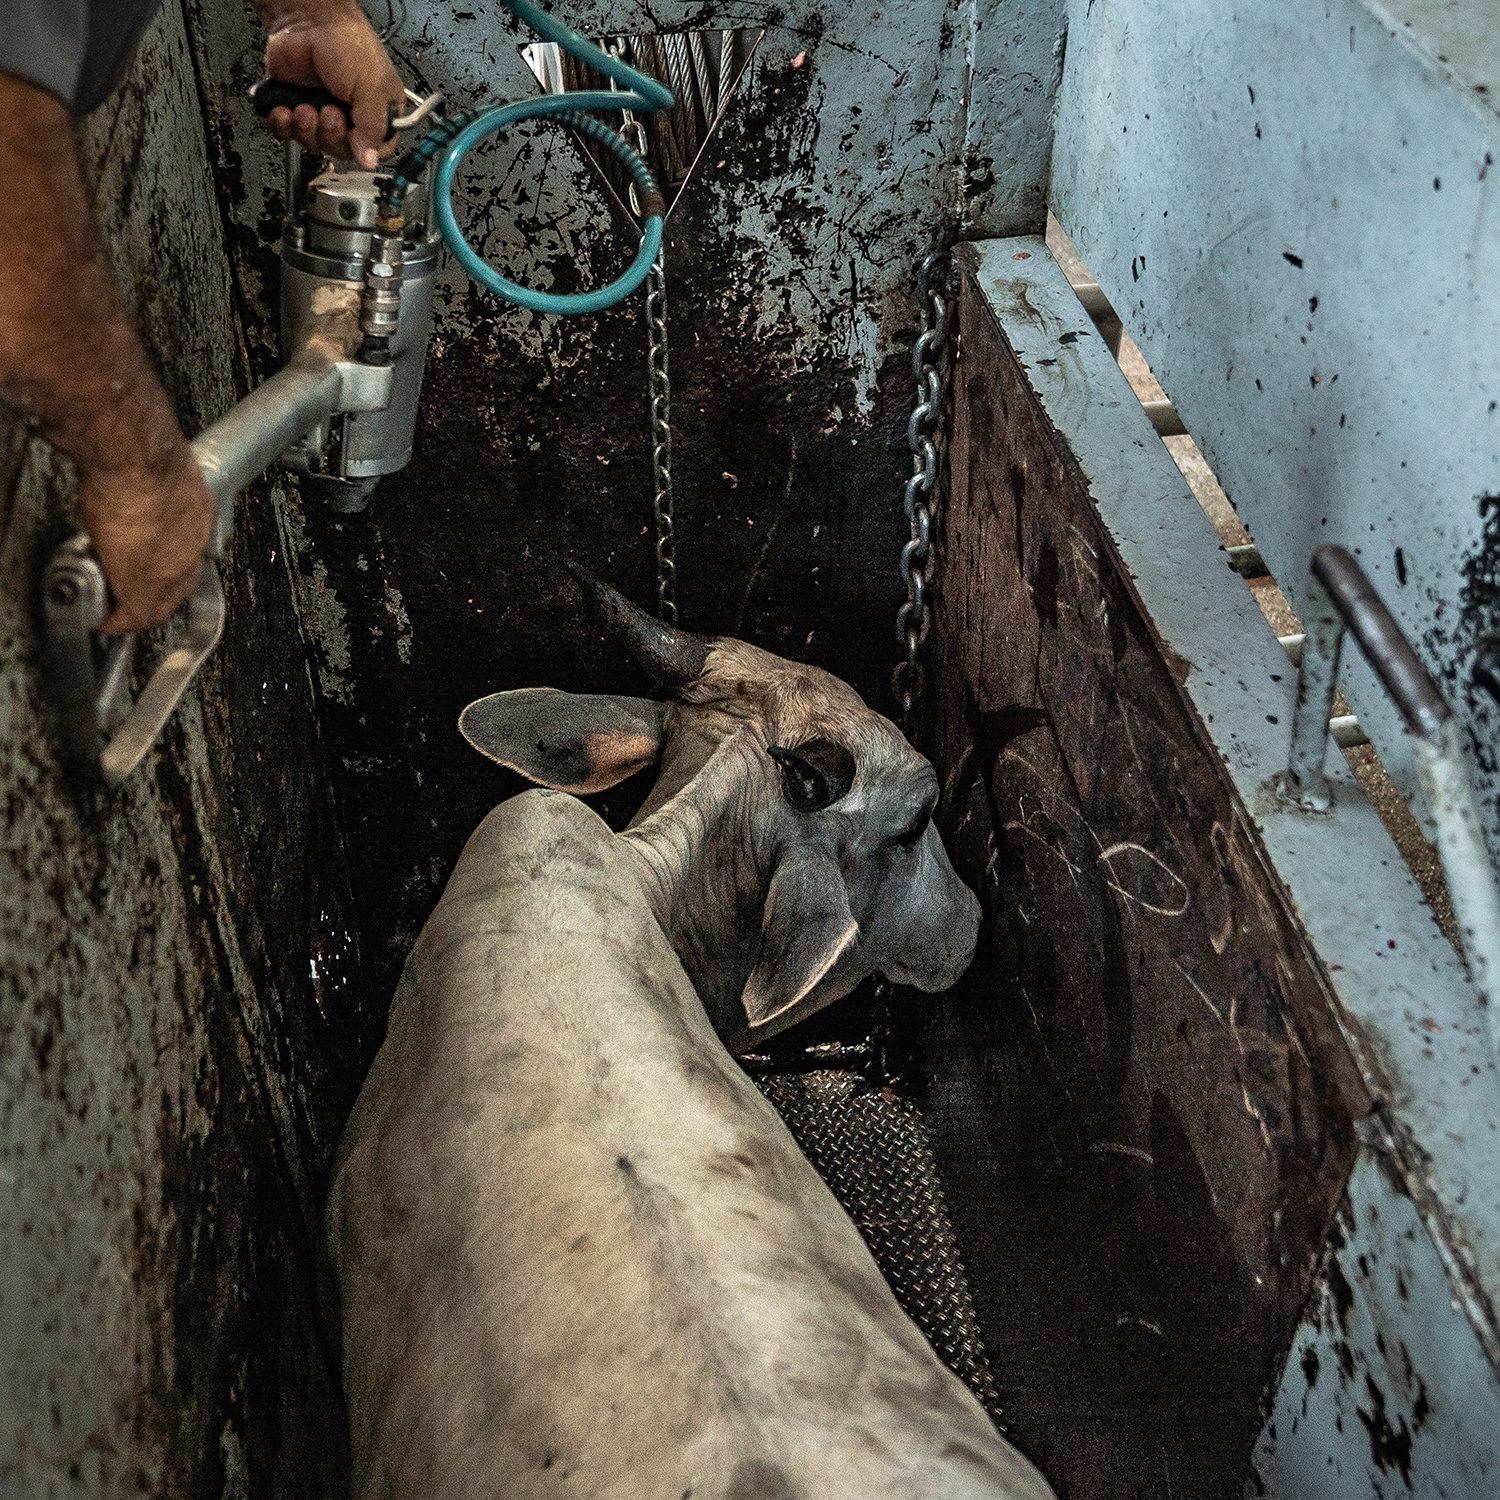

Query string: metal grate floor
[754,1068,1002,1424]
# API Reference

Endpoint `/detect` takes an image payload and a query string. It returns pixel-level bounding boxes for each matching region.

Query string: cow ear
[741,847,858,1029]
[459,689,666,794]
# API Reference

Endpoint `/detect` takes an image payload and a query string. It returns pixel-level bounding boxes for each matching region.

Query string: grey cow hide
[327,591,1055,1500]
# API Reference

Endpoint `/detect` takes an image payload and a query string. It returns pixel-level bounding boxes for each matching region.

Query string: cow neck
[620,730,775,1038]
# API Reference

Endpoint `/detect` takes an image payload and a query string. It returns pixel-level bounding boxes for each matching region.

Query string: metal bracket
[42,312,390,784]
[1277,544,1500,1050]
[332,357,395,415]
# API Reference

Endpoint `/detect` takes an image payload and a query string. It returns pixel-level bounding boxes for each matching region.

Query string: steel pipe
[197,348,343,554]
[1070,277,1124,356]
[1414,721,1500,1052]
[1310,546,1450,741]
[1142,398,1187,438]
[1280,545,1500,1052]
[1277,635,1369,747]
[1285,564,1347,811]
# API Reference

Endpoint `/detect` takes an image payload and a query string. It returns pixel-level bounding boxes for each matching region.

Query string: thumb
[348,89,390,171]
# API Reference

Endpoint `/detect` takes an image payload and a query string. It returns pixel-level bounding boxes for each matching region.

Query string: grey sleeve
[0,0,87,111]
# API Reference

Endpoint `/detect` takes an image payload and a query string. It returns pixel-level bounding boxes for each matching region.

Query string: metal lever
[41,323,393,784]
[1279,544,1500,1050]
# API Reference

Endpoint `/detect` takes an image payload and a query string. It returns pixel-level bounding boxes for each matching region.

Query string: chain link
[893,251,950,729]
[645,252,677,625]
[611,93,679,627]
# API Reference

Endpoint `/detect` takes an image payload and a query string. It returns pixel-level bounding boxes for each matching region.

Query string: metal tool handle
[248,79,398,140]
[1280,545,1500,1050]
[42,348,350,784]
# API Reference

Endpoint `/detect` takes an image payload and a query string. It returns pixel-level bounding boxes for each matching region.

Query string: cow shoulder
[445,789,636,905]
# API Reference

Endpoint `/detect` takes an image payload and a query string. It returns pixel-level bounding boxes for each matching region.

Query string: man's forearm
[0,74,188,484]
[0,68,213,632]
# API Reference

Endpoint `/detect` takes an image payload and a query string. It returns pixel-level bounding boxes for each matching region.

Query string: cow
[326,574,1056,1500]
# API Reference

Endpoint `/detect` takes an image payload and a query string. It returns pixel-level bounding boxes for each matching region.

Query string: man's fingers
[292,102,325,152]
[349,78,400,169]
[99,547,204,634]
[81,454,215,637]
[266,101,326,153]
[100,565,201,635]
[316,104,352,160]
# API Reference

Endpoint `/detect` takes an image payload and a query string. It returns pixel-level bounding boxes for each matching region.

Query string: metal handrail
[1279,545,1500,1051]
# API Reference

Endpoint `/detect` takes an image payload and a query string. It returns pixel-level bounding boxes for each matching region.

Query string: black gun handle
[248,79,396,140]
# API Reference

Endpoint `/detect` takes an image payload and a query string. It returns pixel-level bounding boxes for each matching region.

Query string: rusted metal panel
[958,230,1500,1475]
[180,0,1065,999]
[1251,1142,1500,1498]
[0,7,360,1496]
[913,242,1368,1496]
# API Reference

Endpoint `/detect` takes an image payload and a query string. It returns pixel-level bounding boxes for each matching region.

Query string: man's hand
[258,2,406,169]
[0,70,215,635]
[82,446,214,637]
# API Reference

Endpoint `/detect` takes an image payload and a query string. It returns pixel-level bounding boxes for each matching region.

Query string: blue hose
[428,0,673,315]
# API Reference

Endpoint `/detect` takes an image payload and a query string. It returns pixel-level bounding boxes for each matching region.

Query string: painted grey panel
[1048,0,1500,852]
[1251,1145,1500,1497]
[963,235,1500,1385]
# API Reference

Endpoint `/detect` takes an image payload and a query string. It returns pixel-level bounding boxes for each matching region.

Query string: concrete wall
[0,7,364,1496]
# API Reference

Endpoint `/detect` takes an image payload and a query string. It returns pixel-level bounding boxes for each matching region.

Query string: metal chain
[610,90,678,627]
[893,251,951,730]
[645,252,677,624]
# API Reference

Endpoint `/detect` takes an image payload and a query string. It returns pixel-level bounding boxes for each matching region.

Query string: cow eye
[892,805,932,847]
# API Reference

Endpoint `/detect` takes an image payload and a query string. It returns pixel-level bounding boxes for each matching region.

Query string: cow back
[328,790,1051,1500]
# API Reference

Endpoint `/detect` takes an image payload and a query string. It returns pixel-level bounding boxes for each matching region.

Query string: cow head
[458,573,981,1053]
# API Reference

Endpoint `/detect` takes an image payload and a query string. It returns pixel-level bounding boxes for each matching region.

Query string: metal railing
[1277,545,1500,1052]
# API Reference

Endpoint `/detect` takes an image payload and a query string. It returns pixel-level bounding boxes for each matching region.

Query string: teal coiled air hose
[381,0,672,315]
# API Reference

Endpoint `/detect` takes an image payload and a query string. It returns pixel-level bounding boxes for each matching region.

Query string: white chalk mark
[1208,822,1236,955]
[1229,993,1247,1058]
[1006,818,1084,891]
[1067,523,1099,576]
[1098,841,1190,917]
[1174,960,1223,1026]
[1242,1080,1275,1155]
[1090,1141,1154,1165]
